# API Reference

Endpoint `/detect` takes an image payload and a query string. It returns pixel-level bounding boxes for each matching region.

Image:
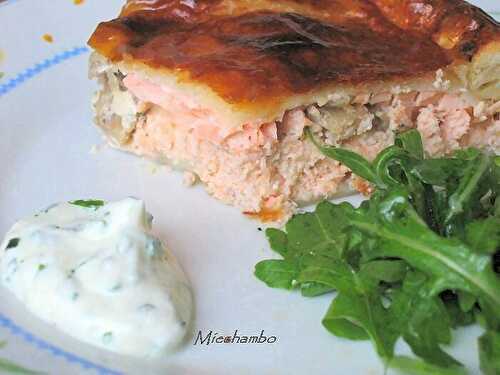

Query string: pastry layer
[88,0,500,129]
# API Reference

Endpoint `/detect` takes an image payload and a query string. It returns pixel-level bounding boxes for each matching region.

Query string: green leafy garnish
[69,199,105,210]
[255,129,500,374]
[394,130,424,160]
[0,342,43,374]
[321,264,399,358]
[388,356,467,375]
[479,331,500,375]
[465,217,500,255]
[390,272,460,367]
[255,260,299,289]
[0,358,42,375]
[306,127,382,187]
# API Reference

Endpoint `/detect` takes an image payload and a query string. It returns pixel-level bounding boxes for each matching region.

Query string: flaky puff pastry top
[89,0,500,107]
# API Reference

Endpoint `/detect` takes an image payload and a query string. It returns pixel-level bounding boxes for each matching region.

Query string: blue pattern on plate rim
[0,45,123,374]
[0,46,90,98]
[0,314,121,375]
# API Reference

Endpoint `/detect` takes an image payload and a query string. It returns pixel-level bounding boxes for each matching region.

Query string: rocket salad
[255,129,500,374]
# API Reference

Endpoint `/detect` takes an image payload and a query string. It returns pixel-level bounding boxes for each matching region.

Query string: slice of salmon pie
[88,0,500,220]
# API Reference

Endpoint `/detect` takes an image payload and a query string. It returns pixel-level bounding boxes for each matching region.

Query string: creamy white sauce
[0,198,193,358]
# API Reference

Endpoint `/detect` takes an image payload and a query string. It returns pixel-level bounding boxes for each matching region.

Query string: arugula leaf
[69,199,105,209]
[305,127,381,187]
[411,159,466,187]
[454,148,481,161]
[359,260,407,283]
[297,257,355,293]
[445,153,491,225]
[265,228,288,257]
[258,202,356,294]
[285,201,353,259]
[465,217,500,255]
[389,356,467,375]
[442,296,475,328]
[372,146,409,186]
[391,272,460,367]
[457,290,476,312]
[255,129,500,373]
[322,266,399,357]
[0,358,42,374]
[348,189,500,314]
[254,260,298,289]
[477,299,500,332]
[421,184,446,234]
[300,282,334,297]
[479,330,500,375]
[395,129,424,160]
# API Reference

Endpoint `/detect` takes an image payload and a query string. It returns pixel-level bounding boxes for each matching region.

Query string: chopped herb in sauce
[42,203,58,214]
[37,264,46,272]
[69,200,105,210]
[111,283,122,292]
[5,238,20,250]
[102,332,113,345]
[138,304,156,312]
[146,238,161,257]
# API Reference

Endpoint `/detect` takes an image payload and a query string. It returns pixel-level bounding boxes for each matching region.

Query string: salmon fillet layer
[90,53,500,220]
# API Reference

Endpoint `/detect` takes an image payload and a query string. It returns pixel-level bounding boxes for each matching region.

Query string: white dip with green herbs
[0,198,192,358]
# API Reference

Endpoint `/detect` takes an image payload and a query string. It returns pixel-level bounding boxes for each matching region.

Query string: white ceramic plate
[0,1,498,374]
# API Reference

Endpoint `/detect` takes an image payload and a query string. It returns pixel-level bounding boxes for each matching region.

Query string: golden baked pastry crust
[88,0,500,121]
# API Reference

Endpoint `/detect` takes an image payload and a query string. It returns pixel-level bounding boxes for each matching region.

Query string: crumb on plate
[89,144,101,155]
[183,172,198,187]
[42,34,54,43]
[73,0,85,4]
[142,160,171,175]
